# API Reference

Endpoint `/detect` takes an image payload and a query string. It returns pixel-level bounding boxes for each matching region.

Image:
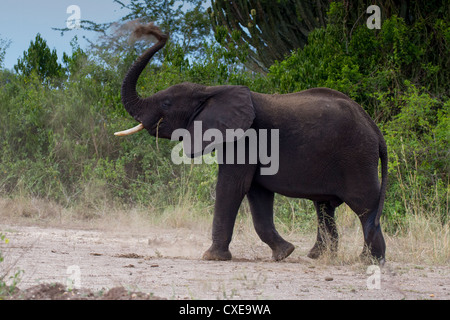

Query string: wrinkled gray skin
[119,25,388,264]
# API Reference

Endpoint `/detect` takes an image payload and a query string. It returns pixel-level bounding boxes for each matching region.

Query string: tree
[55,0,212,59]
[0,35,11,69]
[14,34,63,83]
[118,0,211,48]
[209,0,329,73]
[62,36,88,77]
[209,0,448,73]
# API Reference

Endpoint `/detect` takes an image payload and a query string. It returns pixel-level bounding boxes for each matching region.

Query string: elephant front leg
[202,171,248,261]
[247,182,295,261]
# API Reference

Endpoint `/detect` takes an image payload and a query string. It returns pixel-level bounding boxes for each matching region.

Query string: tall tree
[209,0,447,73]
[14,34,63,83]
[209,0,329,73]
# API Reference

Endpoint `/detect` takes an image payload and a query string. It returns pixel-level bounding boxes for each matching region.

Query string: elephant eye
[161,100,171,109]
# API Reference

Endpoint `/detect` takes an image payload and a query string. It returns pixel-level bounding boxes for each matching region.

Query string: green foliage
[14,34,64,85]
[269,2,449,119]
[0,232,23,298]
[381,83,449,227]
[62,37,89,77]
[268,23,362,96]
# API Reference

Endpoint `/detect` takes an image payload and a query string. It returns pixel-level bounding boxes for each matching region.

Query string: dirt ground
[1,221,449,300]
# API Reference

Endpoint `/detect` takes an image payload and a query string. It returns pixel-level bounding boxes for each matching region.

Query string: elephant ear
[185,85,255,158]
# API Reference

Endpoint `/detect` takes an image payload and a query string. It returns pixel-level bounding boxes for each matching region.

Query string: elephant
[115,23,388,264]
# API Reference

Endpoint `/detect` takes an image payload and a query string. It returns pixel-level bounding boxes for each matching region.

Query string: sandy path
[1,224,448,300]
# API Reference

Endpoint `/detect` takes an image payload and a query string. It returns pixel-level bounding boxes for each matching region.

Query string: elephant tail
[376,138,388,226]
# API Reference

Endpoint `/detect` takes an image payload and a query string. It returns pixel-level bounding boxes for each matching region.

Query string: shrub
[382,82,449,228]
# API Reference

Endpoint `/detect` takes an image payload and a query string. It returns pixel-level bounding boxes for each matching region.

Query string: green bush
[268,2,449,120]
[381,82,449,227]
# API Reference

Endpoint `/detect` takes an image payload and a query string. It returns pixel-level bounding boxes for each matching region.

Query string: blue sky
[0,0,129,70]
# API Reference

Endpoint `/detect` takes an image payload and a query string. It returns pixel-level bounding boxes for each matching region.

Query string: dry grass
[0,197,65,223]
[300,205,449,265]
[0,196,448,266]
[386,213,450,264]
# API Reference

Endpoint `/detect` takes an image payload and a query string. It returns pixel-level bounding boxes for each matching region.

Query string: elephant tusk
[114,123,145,136]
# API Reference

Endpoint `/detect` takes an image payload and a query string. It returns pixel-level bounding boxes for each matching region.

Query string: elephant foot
[272,242,295,261]
[307,244,324,259]
[202,246,232,261]
[359,247,386,266]
[307,243,337,259]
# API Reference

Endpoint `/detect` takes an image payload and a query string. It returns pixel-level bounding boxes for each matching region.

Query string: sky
[0,0,130,70]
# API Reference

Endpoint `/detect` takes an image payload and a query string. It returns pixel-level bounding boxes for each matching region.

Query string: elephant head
[115,23,255,157]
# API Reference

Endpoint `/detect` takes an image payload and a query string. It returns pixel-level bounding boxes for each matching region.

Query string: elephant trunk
[120,23,168,124]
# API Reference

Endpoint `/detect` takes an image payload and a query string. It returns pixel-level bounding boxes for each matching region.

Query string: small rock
[325,277,333,281]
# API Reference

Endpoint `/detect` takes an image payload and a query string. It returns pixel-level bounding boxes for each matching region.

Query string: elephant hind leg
[336,160,386,263]
[344,186,386,263]
[247,183,295,261]
[308,200,340,259]
[358,208,386,264]
[344,200,385,263]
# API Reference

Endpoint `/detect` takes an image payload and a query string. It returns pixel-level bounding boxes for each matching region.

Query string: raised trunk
[121,32,168,121]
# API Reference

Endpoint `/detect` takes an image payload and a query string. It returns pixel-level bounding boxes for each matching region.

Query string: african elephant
[115,23,388,264]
